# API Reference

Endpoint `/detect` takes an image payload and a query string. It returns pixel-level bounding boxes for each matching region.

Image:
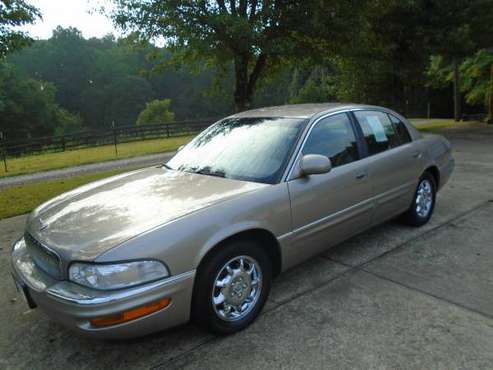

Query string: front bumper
[11,237,195,339]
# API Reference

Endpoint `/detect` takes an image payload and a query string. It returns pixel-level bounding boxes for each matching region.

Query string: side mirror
[299,154,332,176]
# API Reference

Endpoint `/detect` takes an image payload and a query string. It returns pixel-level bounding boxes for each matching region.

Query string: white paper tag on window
[367,116,388,142]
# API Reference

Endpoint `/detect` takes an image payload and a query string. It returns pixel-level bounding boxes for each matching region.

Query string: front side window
[388,114,412,144]
[302,113,359,168]
[354,111,399,155]
[166,117,307,184]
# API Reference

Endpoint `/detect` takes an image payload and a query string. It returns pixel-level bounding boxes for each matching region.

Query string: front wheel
[191,240,272,335]
[401,172,437,226]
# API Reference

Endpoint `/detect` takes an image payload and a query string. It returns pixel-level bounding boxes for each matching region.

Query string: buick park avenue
[11,103,454,338]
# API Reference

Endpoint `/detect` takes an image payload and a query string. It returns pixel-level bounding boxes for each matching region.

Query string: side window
[302,113,359,168]
[388,114,412,144]
[354,111,399,155]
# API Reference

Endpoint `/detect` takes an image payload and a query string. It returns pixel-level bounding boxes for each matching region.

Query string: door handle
[355,171,367,180]
[412,152,422,159]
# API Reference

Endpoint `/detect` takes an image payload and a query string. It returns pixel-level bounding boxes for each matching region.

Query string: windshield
[166,117,307,184]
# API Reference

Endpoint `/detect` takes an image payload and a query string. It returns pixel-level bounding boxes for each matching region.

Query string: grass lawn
[0,135,194,178]
[0,167,137,219]
[409,118,482,132]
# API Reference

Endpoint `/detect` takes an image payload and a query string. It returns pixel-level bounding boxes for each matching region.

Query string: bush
[136,99,175,125]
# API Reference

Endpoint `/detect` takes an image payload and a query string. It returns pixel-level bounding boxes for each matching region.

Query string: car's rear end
[420,133,455,190]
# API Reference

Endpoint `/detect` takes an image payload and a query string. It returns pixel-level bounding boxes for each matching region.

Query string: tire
[401,172,437,227]
[191,239,272,335]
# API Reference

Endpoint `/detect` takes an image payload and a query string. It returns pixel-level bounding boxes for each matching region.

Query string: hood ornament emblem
[38,218,48,231]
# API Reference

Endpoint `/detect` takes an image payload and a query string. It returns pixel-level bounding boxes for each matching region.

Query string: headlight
[69,260,169,290]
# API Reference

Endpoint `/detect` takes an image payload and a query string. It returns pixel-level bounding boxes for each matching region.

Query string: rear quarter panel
[416,133,455,190]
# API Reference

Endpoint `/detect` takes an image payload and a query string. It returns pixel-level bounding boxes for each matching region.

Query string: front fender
[192,221,272,268]
[97,183,292,276]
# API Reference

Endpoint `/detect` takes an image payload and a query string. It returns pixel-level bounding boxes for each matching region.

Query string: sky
[21,0,118,40]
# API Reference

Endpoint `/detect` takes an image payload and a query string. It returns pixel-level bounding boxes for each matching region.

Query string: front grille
[24,233,62,279]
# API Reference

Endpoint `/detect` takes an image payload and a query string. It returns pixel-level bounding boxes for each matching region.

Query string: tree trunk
[453,58,462,122]
[488,63,493,124]
[234,54,267,112]
[234,55,251,112]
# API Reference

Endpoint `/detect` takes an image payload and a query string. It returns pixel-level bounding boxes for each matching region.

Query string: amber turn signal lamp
[90,298,171,328]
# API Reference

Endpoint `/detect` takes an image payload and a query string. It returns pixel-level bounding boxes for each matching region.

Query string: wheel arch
[195,228,282,278]
[424,165,440,189]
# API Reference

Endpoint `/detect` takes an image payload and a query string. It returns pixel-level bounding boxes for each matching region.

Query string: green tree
[461,50,493,112]
[0,0,40,57]
[0,63,81,140]
[305,0,493,118]
[289,66,334,104]
[9,27,235,131]
[14,27,96,114]
[428,50,493,122]
[108,0,356,111]
[137,99,175,125]
[422,0,493,121]
[53,109,83,136]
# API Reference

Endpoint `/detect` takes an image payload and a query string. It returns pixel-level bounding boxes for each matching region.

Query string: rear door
[352,110,422,224]
[286,112,373,262]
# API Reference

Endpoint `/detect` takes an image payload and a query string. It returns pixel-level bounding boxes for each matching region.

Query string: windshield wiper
[193,167,227,178]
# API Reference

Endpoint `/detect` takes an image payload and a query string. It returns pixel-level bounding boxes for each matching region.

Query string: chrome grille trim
[24,232,62,280]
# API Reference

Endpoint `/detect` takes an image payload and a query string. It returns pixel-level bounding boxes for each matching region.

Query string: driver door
[286,112,373,262]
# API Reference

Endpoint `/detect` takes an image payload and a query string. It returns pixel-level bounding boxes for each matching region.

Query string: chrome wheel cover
[212,255,262,322]
[416,179,433,218]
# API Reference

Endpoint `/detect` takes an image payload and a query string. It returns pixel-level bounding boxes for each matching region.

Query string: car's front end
[10,233,196,339]
[9,161,269,338]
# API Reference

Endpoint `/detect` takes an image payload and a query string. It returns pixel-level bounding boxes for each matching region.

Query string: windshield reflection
[167,117,307,184]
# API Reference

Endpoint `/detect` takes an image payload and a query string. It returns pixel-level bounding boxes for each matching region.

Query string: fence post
[0,132,7,173]
[166,124,170,138]
[61,136,66,151]
[112,121,118,156]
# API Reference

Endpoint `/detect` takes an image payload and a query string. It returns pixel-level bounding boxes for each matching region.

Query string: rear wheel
[401,172,436,226]
[191,240,272,335]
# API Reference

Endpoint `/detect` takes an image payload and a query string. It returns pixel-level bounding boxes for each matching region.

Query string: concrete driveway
[1,125,493,370]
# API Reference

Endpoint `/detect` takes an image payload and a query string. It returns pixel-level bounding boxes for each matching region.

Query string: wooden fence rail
[2,118,217,158]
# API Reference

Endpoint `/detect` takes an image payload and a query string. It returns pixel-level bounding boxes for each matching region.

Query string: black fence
[1,118,217,159]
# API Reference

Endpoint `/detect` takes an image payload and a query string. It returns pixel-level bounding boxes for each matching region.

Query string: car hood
[26,167,265,260]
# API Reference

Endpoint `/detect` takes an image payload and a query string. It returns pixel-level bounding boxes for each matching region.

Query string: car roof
[230,103,367,119]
